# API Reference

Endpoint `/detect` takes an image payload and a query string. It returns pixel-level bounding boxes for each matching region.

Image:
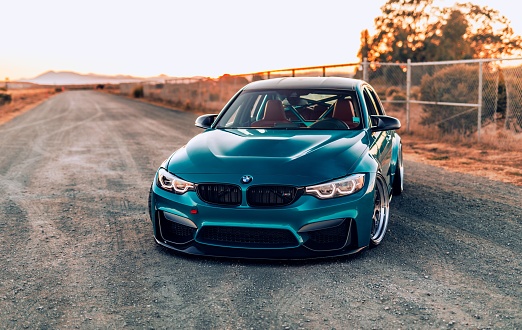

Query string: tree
[363,0,437,62]
[359,0,522,62]
[358,29,371,60]
[456,3,522,58]
[424,9,473,61]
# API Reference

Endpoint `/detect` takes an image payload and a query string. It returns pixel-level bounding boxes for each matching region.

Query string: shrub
[385,86,402,99]
[184,100,192,111]
[419,64,498,134]
[410,86,421,100]
[209,93,219,102]
[368,65,405,88]
[385,91,407,112]
[502,67,522,132]
[132,85,144,98]
[0,92,12,105]
[218,74,249,85]
[392,92,407,101]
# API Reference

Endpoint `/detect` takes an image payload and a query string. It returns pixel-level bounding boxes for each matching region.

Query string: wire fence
[363,58,522,144]
[128,58,522,146]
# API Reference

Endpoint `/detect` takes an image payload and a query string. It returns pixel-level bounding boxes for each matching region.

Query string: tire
[392,144,403,196]
[370,176,390,247]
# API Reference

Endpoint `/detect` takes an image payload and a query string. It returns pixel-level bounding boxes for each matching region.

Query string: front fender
[390,133,402,192]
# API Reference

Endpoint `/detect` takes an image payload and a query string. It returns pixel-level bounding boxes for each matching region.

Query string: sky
[1,0,521,81]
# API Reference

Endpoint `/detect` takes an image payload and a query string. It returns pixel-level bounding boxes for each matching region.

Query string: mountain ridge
[17,70,175,86]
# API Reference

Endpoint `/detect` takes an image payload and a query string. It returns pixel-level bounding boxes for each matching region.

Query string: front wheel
[370,176,390,247]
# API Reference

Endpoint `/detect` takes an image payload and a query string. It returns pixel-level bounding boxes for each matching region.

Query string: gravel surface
[0,91,520,329]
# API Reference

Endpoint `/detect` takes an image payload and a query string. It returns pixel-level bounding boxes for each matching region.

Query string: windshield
[215,89,363,130]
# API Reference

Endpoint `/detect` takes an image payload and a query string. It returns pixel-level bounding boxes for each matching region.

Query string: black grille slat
[197,226,298,248]
[247,186,300,206]
[197,184,242,206]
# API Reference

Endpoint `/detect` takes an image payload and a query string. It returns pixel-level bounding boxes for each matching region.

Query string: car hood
[167,128,368,185]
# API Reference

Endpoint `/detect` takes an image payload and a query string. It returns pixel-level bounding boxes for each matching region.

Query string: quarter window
[363,88,378,116]
[364,86,387,129]
[367,87,385,115]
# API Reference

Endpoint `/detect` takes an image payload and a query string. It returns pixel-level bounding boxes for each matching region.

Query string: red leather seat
[251,100,291,127]
[332,99,358,128]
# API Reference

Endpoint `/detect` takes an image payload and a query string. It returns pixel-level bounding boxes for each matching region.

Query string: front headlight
[305,174,365,199]
[156,168,195,194]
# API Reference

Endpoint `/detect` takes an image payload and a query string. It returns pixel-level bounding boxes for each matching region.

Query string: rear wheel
[370,176,390,247]
[392,144,403,196]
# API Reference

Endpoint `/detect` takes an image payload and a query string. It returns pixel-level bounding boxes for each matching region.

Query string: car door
[364,86,393,186]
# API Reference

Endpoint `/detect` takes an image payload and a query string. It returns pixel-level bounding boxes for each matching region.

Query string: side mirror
[370,115,401,132]
[195,114,218,129]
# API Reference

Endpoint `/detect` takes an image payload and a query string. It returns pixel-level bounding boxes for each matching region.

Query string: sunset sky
[2,0,520,81]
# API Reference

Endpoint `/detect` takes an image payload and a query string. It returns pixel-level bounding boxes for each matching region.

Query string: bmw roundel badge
[241,175,253,184]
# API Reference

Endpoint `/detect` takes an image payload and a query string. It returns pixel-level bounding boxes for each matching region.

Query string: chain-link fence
[131,58,522,146]
[362,58,522,146]
[136,63,360,114]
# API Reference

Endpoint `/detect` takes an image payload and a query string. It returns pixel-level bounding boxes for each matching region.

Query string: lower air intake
[303,219,351,251]
[197,226,298,248]
[159,213,196,244]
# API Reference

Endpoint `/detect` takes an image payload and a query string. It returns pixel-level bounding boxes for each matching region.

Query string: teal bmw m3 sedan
[149,77,403,259]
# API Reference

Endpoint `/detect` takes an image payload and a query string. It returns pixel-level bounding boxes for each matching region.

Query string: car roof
[242,77,362,91]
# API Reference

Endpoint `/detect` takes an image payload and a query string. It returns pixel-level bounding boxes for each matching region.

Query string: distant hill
[17,71,171,86]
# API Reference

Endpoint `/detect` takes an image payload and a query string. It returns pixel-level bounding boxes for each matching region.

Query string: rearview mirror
[195,114,218,129]
[370,115,401,132]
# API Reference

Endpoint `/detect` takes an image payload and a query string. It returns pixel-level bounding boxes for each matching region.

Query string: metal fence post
[363,58,368,82]
[478,61,483,142]
[406,59,411,133]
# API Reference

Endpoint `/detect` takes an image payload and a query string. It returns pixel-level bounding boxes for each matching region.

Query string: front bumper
[149,173,376,259]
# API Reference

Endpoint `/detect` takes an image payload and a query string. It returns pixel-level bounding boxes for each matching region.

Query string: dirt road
[0,91,520,329]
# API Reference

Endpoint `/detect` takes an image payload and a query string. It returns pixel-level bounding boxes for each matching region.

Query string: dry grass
[401,133,522,186]
[387,103,522,152]
[0,88,57,126]
[387,104,522,186]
